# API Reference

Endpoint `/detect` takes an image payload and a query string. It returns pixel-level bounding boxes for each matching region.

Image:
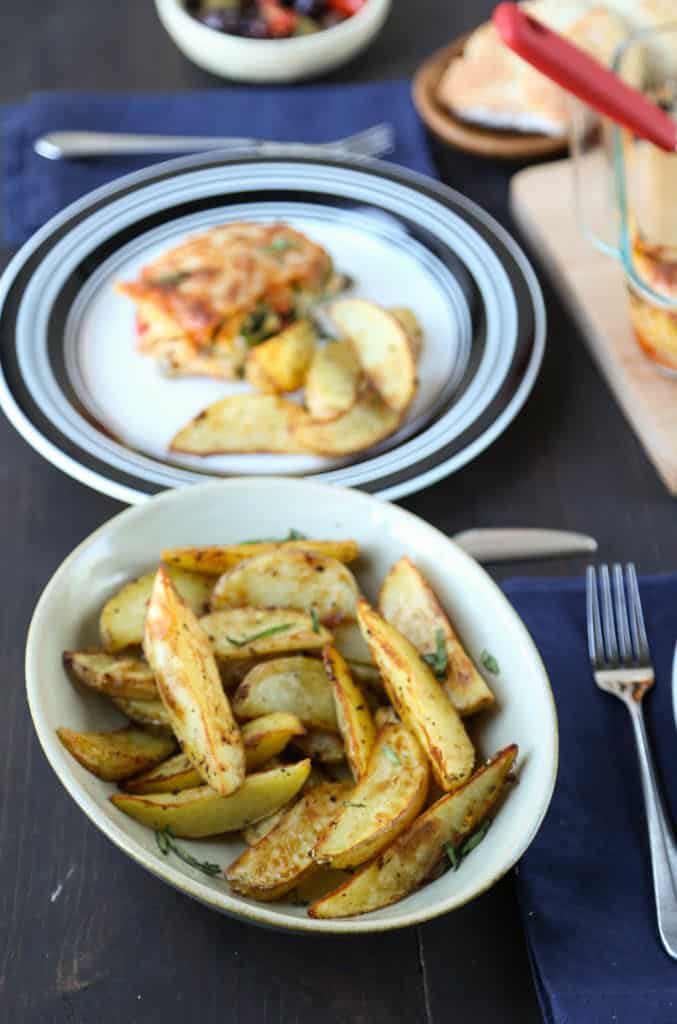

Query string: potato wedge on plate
[111,759,311,838]
[309,745,517,918]
[242,803,295,846]
[332,621,374,666]
[57,726,176,782]
[379,558,494,716]
[240,712,306,771]
[210,549,359,625]
[294,729,345,764]
[313,722,428,869]
[233,657,337,731]
[390,307,423,361]
[199,607,331,660]
[144,567,245,797]
[323,645,375,781]
[110,696,172,729]
[357,601,475,791]
[330,299,417,413]
[305,339,362,421]
[293,388,401,457]
[227,782,348,901]
[124,712,305,793]
[100,567,213,653]
[162,539,359,574]
[170,394,308,455]
[124,750,200,795]
[245,319,316,394]
[63,650,158,700]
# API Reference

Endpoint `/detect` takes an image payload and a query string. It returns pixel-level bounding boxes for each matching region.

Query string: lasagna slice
[119,221,334,379]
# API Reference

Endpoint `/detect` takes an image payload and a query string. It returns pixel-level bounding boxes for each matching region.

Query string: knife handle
[453,528,597,563]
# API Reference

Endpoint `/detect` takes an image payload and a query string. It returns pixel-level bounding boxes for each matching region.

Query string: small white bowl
[25,478,557,934]
[155,0,391,83]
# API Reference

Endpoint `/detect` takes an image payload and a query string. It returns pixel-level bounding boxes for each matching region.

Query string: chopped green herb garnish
[444,841,461,870]
[460,821,491,856]
[264,237,298,256]
[480,650,500,675]
[342,801,367,809]
[444,820,492,872]
[226,623,293,648]
[156,828,222,877]
[310,607,321,634]
[240,528,308,544]
[154,270,192,288]
[422,629,448,680]
[382,744,401,766]
[241,304,280,346]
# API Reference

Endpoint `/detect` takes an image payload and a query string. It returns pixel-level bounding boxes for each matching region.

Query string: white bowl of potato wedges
[25,479,557,933]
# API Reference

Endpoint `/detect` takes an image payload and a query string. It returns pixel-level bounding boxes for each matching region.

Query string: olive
[196,10,241,31]
[294,0,325,15]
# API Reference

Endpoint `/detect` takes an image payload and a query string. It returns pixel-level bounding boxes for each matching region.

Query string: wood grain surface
[0,2,673,1022]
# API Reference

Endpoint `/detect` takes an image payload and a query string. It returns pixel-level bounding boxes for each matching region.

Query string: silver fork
[587,562,677,960]
[33,122,395,161]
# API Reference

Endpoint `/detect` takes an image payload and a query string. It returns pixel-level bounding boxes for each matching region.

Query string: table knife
[452,528,597,562]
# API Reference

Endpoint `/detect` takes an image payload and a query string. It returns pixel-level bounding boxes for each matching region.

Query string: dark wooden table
[1,2,673,1022]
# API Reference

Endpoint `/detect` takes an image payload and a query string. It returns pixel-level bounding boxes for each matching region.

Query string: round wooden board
[412,36,568,162]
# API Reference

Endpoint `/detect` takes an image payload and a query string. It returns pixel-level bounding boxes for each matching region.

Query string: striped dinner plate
[0,149,545,503]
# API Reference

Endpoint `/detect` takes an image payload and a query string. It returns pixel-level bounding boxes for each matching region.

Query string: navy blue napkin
[1,80,433,247]
[504,573,677,1024]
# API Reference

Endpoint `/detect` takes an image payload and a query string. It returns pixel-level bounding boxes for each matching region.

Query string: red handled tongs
[493,2,677,152]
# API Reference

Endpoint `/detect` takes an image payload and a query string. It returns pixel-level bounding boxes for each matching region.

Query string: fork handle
[627,700,677,959]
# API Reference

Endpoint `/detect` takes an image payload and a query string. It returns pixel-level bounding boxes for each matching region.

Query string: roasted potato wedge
[374,705,400,729]
[332,621,374,665]
[227,782,348,901]
[305,339,361,421]
[294,729,346,764]
[379,557,494,716]
[293,388,400,457]
[124,712,305,793]
[111,759,311,838]
[57,726,176,782]
[242,803,294,846]
[313,722,428,869]
[357,600,475,791]
[233,657,337,731]
[309,745,517,918]
[199,607,331,660]
[170,394,308,455]
[210,550,359,625]
[245,319,316,393]
[161,539,359,574]
[110,696,172,729]
[144,567,245,797]
[330,299,417,413]
[100,568,213,653]
[390,306,423,361]
[124,751,200,795]
[240,712,306,771]
[323,646,375,781]
[295,868,351,904]
[63,650,157,700]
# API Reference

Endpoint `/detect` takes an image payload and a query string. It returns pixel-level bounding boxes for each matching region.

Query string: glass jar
[571,23,677,375]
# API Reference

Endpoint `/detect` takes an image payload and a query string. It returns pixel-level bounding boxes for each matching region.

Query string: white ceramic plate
[0,149,545,503]
[25,478,558,934]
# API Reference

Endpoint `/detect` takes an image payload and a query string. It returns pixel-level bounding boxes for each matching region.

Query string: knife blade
[452,528,597,563]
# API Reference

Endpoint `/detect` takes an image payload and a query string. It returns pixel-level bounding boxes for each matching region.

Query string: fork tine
[613,562,633,664]
[599,564,619,665]
[586,566,604,666]
[626,563,650,665]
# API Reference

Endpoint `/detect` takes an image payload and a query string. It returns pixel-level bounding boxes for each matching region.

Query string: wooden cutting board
[510,157,677,495]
